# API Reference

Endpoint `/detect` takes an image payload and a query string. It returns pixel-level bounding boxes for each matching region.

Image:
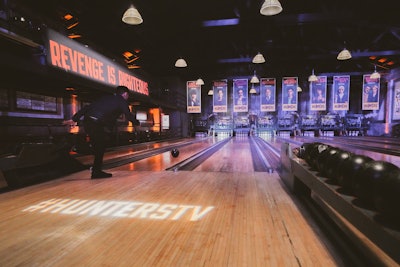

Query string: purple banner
[333,75,350,111]
[233,79,248,112]
[310,76,327,111]
[213,80,228,113]
[362,74,380,110]
[187,81,201,113]
[260,78,276,112]
[282,77,298,111]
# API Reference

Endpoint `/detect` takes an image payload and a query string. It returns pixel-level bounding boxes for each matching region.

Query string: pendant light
[250,71,260,84]
[122,5,143,25]
[370,65,381,79]
[308,69,318,82]
[249,85,257,94]
[175,58,187,67]
[252,52,266,64]
[195,78,205,85]
[260,0,283,16]
[337,48,352,60]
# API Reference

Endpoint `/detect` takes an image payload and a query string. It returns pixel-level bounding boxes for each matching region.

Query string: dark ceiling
[5,0,400,84]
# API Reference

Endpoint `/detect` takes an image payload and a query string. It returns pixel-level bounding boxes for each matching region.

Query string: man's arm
[72,105,89,122]
[122,105,140,126]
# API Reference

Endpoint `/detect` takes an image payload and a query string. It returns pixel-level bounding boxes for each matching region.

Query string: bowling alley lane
[74,137,198,167]
[0,162,345,266]
[110,136,229,171]
[3,135,399,266]
[193,137,256,172]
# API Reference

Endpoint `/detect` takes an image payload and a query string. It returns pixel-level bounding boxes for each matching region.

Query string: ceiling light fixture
[68,34,81,39]
[250,71,260,84]
[127,65,140,69]
[252,52,266,64]
[370,65,381,79]
[66,21,79,30]
[308,69,318,82]
[175,58,187,68]
[260,0,283,16]
[249,85,257,94]
[122,4,143,25]
[64,14,73,21]
[195,78,204,86]
[337,47,352,60]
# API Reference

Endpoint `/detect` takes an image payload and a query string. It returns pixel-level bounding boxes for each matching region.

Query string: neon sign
[46,29,149,96]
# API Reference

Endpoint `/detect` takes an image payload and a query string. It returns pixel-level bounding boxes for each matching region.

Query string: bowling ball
[171,148,180,158]
[308,143,331,171]
[336,154,373,193]
[325,150,353,182]
[354,160,400,205]
[297,142,315,161]
[316,146,341,176]
[296,142,313,159]
[373,168,400,220]
[303,142,324,166]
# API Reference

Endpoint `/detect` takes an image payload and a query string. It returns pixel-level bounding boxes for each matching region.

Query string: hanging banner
[282,77,298,111]
[213,80,228,113]
[394,81,400,120]
[260,78,276,112]
[233,79,248,112]
[362,75,380,110]
[310,76,327,111]
[187,81,201,113]
[333,75,350,111]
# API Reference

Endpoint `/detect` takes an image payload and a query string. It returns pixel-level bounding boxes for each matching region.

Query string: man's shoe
[91,171,112,179]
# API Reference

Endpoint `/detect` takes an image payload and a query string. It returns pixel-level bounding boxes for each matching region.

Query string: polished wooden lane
[74,137,200,167]
[194,137,255,172]
[0,137,345,267]
[112,136,227,172]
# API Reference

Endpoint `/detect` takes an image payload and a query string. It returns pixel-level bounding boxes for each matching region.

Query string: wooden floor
[0,137,346,267]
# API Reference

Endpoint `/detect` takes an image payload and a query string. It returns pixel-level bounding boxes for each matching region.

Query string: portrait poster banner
[233,79,248,112]
[187,81,201,113]
[393,81,400,120]
[213,79,228,113]
[333,75,350,111]
[310,76,327,111]
[260,78,276,112]
[362,74,380,110]
[282,77,298,111]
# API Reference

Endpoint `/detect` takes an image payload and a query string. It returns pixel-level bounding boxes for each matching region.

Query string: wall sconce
[260,0,283,16]
[175,58,187,67]
[208,89,213,95]
[122,4,143,25]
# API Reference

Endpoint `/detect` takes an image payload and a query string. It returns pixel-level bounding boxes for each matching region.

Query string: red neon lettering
[68,48,78,72]
[59,44,71,70]
[77,52,85,75]
[107,66,116,85]
[49,40,61,67]
[84,56,92,77]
